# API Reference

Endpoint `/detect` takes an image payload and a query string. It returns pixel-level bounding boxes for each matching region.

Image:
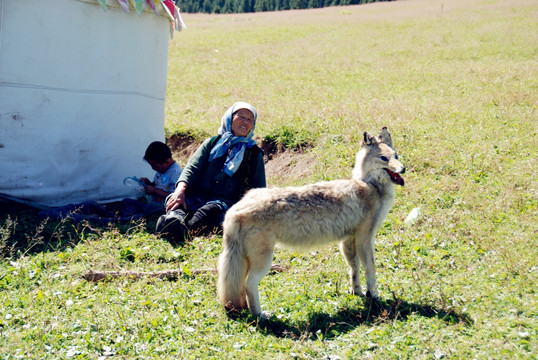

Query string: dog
[217,127,405,316]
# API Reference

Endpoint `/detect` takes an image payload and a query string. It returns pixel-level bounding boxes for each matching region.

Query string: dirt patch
[167,134,200,162]
[263,150,316,183]
[166,135,316,183]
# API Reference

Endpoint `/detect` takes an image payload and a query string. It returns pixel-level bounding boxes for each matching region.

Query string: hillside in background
[176,0,390,13]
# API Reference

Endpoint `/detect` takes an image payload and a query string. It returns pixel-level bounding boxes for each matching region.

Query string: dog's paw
[260,311,271,319]
[350,287,365,297]
[366,290,379,299]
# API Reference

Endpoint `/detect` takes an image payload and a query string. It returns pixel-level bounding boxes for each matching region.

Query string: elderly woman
[156,102,266,244]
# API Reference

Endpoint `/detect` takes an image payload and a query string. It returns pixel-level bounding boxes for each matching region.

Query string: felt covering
[0,0,183,207]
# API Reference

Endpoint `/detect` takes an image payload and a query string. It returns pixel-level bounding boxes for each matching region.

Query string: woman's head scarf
[208,102,257,176]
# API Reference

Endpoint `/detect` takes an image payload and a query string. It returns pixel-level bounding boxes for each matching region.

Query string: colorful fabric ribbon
[161,0,176,21]
[94,0,186,39]
[174,5,186,31]
[129,0,144,15]
[146,0,160,15]
[116,0,130,12]
[97,0,107,11]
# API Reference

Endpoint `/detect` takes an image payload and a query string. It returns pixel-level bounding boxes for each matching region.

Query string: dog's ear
[378,127,393,148]
[362,131,377,147]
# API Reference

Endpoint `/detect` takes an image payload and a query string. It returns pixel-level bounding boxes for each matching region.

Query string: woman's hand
[166,182,188,212]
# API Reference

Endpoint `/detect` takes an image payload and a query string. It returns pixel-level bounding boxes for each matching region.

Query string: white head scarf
[208,102,257,176]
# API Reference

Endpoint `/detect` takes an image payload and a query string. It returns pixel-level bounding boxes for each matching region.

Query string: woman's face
[231,109,255,137]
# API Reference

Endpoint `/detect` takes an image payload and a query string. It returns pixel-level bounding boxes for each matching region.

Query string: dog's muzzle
[384,168,405,186]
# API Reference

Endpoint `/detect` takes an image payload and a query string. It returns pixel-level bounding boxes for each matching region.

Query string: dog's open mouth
[384,168,405,186]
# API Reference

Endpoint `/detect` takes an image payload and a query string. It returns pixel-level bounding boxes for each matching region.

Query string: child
[140,141,183,203]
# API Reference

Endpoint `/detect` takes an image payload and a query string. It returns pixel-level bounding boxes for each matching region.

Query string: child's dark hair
[144,141,172,164]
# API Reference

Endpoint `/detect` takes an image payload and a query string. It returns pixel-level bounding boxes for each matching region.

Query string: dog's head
[354,127,405,186]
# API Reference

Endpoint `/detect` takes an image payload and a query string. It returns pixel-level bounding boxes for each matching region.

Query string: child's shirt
[153,162,182,194]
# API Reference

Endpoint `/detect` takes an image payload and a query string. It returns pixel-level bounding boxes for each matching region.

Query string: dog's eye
[395,154,399,160]
[380,156,389,162]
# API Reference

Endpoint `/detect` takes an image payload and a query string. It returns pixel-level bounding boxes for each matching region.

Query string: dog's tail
[217,217,248,312]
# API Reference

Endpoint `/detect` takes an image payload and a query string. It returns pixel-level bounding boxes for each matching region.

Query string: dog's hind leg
[340,237,364,296]
[357,234,378,298]
[244,237,274,316]
[217,222,249,311]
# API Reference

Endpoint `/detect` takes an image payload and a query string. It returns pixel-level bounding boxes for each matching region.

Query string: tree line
[174,0,390,14]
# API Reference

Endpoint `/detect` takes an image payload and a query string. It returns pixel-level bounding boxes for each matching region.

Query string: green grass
[1,0,537,358]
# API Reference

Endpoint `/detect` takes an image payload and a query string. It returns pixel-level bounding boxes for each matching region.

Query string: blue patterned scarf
[208,102,257,176]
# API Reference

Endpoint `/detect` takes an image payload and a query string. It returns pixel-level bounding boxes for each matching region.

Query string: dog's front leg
[359,236,378,298]
[340,238,364,296]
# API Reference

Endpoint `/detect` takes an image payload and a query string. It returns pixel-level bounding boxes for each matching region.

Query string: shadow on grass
[0,200,160,259]
[229,295,473,340]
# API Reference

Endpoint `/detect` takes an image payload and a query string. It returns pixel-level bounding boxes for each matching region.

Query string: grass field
[1,0,537,358]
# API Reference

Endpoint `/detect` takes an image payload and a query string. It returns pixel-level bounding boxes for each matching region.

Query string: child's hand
[144,185,157,195]
[140,177,151,185]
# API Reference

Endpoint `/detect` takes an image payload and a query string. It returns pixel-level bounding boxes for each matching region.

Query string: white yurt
[0,0,183,207]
